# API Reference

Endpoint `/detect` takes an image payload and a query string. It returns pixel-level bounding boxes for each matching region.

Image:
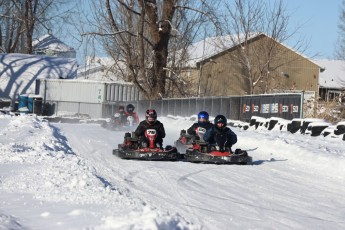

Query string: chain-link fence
[103,94,302,122]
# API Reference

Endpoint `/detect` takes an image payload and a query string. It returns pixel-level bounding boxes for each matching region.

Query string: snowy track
[54,117,345,230]
[1,115,345,229]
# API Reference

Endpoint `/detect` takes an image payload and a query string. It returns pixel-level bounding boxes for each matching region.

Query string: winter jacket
[187,122,214,135]
[112,111,127,125]
[204,125,237,147]
[134,120,166,142]
[125,111,140,124]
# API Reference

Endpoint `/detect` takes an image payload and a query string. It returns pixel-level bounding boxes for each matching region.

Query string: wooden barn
[178,33,324,98]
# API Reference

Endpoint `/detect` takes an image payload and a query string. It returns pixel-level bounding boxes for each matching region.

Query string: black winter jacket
[187,122,214,135]
[204,126,237,146]
[134,120,166,141]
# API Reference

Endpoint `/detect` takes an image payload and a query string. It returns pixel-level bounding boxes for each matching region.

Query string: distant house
[77,56,127,82]
[192,33,323,97]
[316,60,345,101]
[0,53,77,104]
[32,34,76,59]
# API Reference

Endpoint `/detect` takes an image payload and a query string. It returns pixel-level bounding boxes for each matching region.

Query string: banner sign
[240,94,301,120]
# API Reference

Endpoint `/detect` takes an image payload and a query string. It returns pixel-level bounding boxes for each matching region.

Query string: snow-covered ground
[0,114,345,230]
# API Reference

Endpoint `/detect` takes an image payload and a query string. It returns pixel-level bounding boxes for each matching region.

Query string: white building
[77,56,127,82]
[317,60,345,101]
[33,34,76,59]
[0,53,77,104]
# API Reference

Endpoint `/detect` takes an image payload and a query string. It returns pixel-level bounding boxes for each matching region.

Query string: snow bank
[0,115,122,204]
[95,206,198,230]
[0,114,194,229]
[0,214,26,230]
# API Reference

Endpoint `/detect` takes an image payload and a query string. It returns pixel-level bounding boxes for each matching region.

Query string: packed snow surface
[0,114,345,229]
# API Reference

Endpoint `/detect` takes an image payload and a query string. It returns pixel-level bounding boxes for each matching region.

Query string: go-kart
[113,129,181,161]
[102,114,136,131]
[175,127,207,154]
[184,132,252,165]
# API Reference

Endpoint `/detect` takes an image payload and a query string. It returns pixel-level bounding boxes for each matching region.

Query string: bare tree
[82,0,219,99]
[0,0,73,54]
[0,0,23,53]
[217,0,308,94]
[336,0,345,60]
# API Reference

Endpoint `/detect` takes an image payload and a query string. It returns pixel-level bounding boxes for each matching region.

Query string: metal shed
[37,79,140,118]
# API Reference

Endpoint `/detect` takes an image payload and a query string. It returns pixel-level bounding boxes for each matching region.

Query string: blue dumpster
[18,94,29,114]
[28,94,34,113]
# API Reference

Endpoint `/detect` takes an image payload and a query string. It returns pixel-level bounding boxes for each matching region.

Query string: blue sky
[283,0,343,59]
[62,0,343,63]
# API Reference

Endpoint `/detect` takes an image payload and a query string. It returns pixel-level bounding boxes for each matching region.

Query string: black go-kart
[102,114,136,131]
[184,132,252,165]
[113,129,181,161]
[175,127,207,154]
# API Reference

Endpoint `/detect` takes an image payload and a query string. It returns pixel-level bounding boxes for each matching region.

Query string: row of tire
[232,116,345,140]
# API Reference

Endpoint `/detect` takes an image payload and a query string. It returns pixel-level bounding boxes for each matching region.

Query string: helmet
[198,111,209,122]
[118,105,125,111]
[214,115,227,127]
[127,104,135,113]
[145,109,157,123]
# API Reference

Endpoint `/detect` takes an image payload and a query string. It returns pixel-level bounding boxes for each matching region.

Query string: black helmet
[214,115,227,127]
[118,105,125,111]
[127,104,135,113]
[145,109,157,123]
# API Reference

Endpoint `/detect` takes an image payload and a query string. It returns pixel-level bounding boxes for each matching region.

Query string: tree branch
[81,30,154,47]
[117,0,141,16]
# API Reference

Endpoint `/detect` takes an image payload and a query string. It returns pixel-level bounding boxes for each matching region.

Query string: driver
[125,104,140,125]
[187,111,214,136]
[134,109,165,148]
[204,115,237,152]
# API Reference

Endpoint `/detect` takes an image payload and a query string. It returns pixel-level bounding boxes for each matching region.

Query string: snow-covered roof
[182,33,323,69]
[0,53,77,102]
[77,62,105,75]
[316,59,345,89]
[179,33,266,68]
[33,34,75,52]
[77,56,127,82]
[180,35,236,68]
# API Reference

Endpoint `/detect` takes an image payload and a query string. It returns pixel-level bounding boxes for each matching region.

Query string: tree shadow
[0,53,77,105]
[49,123,75,155]
[252,158,288,165]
